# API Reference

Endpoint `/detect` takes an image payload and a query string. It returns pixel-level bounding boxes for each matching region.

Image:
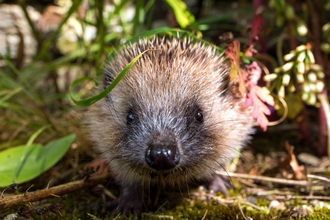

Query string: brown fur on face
[86,37,254,214]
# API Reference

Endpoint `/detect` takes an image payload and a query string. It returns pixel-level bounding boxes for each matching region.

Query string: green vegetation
[1,0,330,219]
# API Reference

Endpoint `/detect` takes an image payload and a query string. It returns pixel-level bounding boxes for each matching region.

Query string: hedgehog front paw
[110,183,145,219]
[208,174,232,197]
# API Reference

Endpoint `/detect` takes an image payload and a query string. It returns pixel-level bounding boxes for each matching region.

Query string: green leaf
[0,134,76,187]
[14,125,50,180]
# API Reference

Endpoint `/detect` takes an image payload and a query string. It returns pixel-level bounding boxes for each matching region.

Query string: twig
[0,173,112,210]
[238,201,247,220]
[201,210,208,220]
[218,171,330,188]
[216,171,309,186]
[307,174,330,182]
[205,194,265,212]
[275,195,330,201]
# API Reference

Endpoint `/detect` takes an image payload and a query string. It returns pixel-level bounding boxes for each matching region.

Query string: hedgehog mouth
[148,170,172,179]
[144,165,189,180]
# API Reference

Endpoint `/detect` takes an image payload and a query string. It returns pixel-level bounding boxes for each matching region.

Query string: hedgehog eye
[127,112,136,125]
[195,111,203,122]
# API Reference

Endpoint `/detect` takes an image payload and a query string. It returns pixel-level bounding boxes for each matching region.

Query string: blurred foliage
[0,0,329,186]
[0,0,206,150]
[0,0,214,188]
[265,0,330,156]
[265,44,325,108]
[1,0,330,218]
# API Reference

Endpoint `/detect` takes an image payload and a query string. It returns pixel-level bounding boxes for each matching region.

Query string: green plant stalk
[118,8,130,38]
[95,0,106,67]
[318,94,330,157]
[277,33,287,66]
[112,0,130,37]
[18,1,41,45]
[145,0,156,30]
[113,0,130,15]
[132,0,144,35]
[33,0,83,62]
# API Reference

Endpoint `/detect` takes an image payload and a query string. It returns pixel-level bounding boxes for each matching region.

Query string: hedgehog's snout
[145,137,180,170]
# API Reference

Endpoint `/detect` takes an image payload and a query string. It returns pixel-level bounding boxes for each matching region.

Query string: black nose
[145,139,180,170]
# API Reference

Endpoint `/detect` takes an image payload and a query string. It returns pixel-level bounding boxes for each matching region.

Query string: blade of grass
[70,48,153,106]
[0,66,41,105]
[0,87,23,104]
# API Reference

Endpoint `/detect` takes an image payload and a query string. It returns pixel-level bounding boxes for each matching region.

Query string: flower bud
[284,52,296,61]
[288,83,296,92]
[306,50,315,63]
[310,64,322,72]
[316,81,325,92]
[297,21,308,36]
[321,43,330,53]
[296,45,306,52]
[274,67,282,73]
[297,73,305,83]
[282,62,294,72]
[264,73,278,81]
[316,71,325,78]
[308,83,316,92]
[303,83,310,93]
[297,52,306,62]
[302,92,308,101]
[297,62,305,74]
[282,74,291,85]
[307,93,317,105]
[285,6,295,19]
[308,72,317,82]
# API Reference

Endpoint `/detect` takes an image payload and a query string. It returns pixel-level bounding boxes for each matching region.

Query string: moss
[3,192,330,220]
[307,207,330,219]
[156,201,275,220]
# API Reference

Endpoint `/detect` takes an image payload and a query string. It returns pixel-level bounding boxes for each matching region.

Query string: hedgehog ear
[103,67,115,90]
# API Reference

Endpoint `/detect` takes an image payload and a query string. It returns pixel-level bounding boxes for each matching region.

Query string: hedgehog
[86,37,254,217]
